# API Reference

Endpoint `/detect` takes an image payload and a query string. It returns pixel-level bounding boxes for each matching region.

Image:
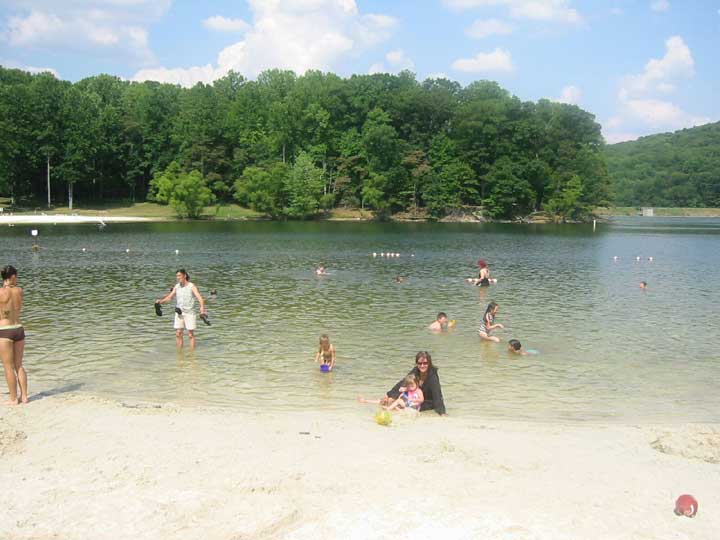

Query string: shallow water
[2,217,719,422]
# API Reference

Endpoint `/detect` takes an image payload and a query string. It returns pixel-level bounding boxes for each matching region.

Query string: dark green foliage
[605,122,720,207]
[0,65,612,218]
[149,162,215,218]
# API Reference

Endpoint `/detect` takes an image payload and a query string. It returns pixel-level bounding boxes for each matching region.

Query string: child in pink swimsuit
[384,375,424,411]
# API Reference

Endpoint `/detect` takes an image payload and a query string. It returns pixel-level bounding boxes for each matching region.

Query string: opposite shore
[1,393,718,539]
[2,203,720,226]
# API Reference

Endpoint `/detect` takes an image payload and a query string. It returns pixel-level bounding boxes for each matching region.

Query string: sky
[1,0,718,143]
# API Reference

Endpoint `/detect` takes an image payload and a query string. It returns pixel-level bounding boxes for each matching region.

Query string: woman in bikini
[0,265,27,405]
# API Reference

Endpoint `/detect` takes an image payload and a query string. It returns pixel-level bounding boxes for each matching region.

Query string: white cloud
[604,133,639,144]
[0,58,59,78]
[443,0,582,24]
[553,85,581,104]
[1,2,168,64]
[620,98,709,130]
[466,18,513,39]
[620,35,694,98]
[133,64,218,87]
[368,63,384,75]
[651,0,670,12]
[133,0,397,86]
[203,16,250,33]
[385,49,414,70]
[604,35,712,141]
[451,48,514,73]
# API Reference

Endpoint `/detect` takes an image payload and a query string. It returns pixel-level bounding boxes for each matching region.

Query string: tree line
[605,121,720,208]
[0,66,610,219]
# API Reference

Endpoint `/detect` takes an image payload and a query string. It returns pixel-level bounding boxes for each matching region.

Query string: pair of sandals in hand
[154,302,211,326]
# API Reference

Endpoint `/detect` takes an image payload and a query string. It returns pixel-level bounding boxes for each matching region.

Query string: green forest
[605,121,720,208]
[0,66,610,219]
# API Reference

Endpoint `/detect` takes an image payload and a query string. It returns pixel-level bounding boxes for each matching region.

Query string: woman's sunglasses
[416,361,429,365]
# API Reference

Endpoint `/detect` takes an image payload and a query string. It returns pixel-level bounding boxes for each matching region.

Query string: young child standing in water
[478,301,503,342]
[315,334,336,371]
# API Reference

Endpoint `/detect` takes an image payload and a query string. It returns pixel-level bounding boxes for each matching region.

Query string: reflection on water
[2,218,719,422]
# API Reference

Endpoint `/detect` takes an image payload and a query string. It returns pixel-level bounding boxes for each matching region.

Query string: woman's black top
[387,366,446,415]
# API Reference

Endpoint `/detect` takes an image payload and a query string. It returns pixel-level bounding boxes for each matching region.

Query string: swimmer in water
[508,339,528,356]
[394,275,406,283]
[639,281,647,289]
[466,259,497,286]
[428,312,449,332]
[315,265,327,276]
[478,301,503,342]
[315,334,335,371]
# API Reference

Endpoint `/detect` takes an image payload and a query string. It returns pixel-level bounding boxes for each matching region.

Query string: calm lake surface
[2,217,719,422]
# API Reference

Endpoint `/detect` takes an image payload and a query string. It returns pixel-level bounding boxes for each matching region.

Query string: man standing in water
[156,269,207,349]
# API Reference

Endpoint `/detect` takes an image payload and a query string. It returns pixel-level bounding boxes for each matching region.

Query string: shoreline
[2,392,718,539]
[1,210,718,226]
[0,214,163,225]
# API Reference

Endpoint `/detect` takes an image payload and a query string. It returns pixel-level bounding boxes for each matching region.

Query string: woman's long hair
[415,351,434,382]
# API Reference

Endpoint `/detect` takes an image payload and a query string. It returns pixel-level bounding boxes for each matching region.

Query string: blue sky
[1,0,718,143]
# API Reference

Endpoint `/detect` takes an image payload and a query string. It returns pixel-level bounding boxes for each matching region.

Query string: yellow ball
[374,410,392,426]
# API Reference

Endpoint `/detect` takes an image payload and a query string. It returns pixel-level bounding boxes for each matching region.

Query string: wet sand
[1,394,718,539]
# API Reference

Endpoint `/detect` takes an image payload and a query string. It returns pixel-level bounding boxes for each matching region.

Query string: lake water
[2,218,719,422]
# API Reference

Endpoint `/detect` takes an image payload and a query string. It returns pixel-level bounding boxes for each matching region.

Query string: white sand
[0,214,156,225]
[1,395,718,540]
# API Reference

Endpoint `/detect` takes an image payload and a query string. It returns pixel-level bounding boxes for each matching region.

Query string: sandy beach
[0,214,156,225]
[1,394,718,540]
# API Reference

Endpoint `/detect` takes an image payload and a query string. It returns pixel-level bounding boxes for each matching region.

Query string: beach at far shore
[1,394,718,540]
[0,214,159,225]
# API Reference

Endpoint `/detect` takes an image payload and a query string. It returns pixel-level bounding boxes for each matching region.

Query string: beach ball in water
[674,494,698,517]
[374,410,392,427]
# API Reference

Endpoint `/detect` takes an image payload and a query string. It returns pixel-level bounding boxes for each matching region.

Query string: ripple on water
[2,219,719,422]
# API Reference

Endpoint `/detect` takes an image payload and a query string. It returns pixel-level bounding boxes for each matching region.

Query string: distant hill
[605,121,720,207]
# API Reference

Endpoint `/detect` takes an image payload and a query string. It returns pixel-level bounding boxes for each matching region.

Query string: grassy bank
[0,200,262,220]
[0,200,376,221]
[595,207,720,217]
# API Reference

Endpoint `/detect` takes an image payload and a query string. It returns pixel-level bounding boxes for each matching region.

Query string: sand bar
[1,394,718,540]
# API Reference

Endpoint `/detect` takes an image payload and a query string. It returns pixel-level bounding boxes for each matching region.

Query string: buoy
[30,229,38,237]
[373,252,377,257]
[381,252,385,257]
[674,494,698,517]
[648,256,654,261]
[125,248,130,253]
[175,249,179,255]
[613,256,619,261]
[636,256,641,261]
[395,253,400,257]
[82,248,86,252]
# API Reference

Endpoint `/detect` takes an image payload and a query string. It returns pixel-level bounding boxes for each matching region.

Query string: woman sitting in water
[358,351,446,416]
[466,259,497,286]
